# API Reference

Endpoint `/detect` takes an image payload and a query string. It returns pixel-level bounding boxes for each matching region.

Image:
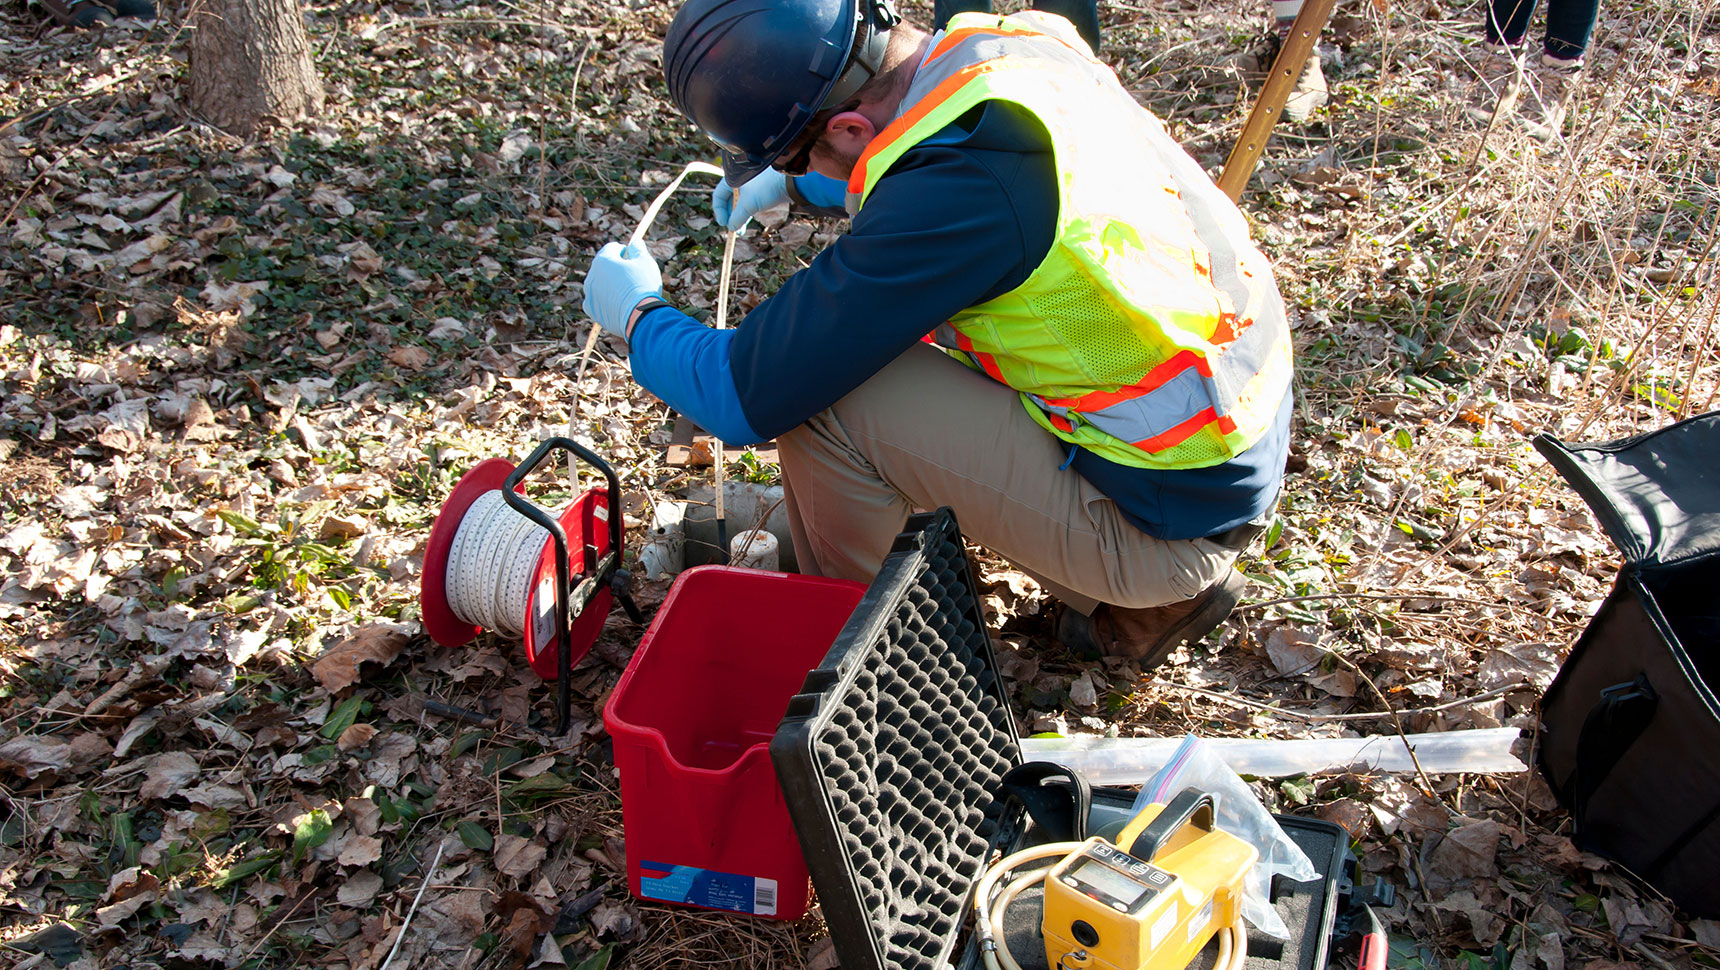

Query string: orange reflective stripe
[1133,408,1218,452]
[1210,312,1241,345]
[953,329,1009,383]
[848,62,1001,195]
[931,21,1092,61]
[1035,350,1207,410]
[928,27,1019,61]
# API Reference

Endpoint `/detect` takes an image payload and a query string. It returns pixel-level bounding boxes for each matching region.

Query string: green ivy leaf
[322,695,365,739]
[457,821,494,851]
[292,810,334,863]
[573,944,615,970]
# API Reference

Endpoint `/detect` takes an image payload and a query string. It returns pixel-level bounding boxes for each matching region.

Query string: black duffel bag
[1534,410,1720,916]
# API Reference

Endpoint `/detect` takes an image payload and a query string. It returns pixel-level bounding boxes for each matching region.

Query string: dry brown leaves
[2,0,1718,966]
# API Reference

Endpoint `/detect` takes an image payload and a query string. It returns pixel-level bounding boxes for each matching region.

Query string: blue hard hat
[664,0,901,185]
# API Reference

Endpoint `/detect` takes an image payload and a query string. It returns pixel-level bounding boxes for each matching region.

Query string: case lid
[1534,410,1720,569]
[769,508,1021,970]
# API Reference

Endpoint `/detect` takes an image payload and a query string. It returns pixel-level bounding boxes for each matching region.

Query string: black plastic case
[771,509,1351,970]
[961,787,1353,970]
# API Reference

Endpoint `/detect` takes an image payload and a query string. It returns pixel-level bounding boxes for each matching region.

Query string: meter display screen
[1066,858,1155,910]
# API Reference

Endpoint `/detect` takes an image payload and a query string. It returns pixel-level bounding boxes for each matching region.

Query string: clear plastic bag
[1126,734,1317,941]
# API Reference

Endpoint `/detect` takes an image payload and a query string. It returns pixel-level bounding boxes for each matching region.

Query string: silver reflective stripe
[1028,313,1286,446]
[1030,365,1210,443]
[1208,312,1287,413]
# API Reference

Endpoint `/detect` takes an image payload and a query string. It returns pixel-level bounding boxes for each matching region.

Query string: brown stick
[1216,0,1339,201]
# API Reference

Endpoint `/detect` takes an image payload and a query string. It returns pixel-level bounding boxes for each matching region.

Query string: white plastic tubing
[1020,728,1525,783]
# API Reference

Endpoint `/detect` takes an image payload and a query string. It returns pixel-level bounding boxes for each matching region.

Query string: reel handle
[501,436,632,735]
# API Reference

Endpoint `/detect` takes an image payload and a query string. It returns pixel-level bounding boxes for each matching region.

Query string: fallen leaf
[12,924,83,966]
[0,735,70,779]
[1067,671,1098,709]
[320,513,368,540]
[311,624,410,692]
[588,899,640,941]
[138,751,200,801]
[387,345,432,371]
[67,732,113,768]
[1316,798,1372,839]
[96,891,156,928]
[1429,818,1503,881]
[338,834,384,867]
[337,723,378,751]
[494,834,548,879]
[1602,896,1672,948]
[499,902,548,962]
[1431,888,1506,947]
[1264,626,1322,677]
[184,784,248,810]
[106,867,160,904]
[337,870,384,908]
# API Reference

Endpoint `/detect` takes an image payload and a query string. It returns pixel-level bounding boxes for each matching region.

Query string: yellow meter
[1039,790,1255,970]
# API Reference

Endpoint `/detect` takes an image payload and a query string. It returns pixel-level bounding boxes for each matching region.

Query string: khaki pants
[777,343,1240,615]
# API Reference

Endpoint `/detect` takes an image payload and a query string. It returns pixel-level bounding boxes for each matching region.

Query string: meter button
[1071,921,1101,947]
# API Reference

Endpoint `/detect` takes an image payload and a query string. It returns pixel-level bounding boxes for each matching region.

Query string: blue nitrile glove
[711,169,790,233]
[582,241,662,339]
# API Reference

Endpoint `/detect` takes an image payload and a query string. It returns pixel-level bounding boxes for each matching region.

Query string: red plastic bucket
[603,566,866,920]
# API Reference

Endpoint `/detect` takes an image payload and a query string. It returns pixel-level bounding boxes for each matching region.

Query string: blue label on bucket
[640,861,778,916]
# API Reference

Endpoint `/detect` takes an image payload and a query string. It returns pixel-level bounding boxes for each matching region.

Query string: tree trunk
[186,0,324,137]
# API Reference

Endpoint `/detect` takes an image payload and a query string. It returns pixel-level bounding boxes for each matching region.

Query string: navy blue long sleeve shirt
[628,100,1290,540]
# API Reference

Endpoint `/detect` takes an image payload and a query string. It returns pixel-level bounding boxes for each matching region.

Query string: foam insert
[772,511,1022,970]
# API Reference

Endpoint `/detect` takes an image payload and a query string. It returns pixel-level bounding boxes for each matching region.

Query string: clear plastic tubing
[1020,728,1524,783]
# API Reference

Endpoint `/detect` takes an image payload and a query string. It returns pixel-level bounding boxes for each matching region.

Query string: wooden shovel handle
[1216,0,1339,202]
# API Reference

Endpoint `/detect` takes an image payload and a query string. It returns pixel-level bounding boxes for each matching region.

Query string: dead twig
[378,839,448,970]
[1319,647,1450,811]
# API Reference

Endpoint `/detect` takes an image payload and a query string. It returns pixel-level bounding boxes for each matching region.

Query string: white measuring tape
[442,162,736,638]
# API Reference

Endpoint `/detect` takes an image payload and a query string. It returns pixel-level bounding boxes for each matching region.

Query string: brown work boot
[1054,570,1248,670]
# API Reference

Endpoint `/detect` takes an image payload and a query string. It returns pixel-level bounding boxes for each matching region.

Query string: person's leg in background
[1518,0,1596,137]
[935,0,1100,52]
[1484,0,1537,49]
[934,0,990,31]
[1268,0,1329,122]
[1031,0,1101,52]
[1541,0,1597,64]
[777,343,1243,667]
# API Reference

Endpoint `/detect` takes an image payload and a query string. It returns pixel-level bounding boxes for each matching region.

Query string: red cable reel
[420,437,641,733]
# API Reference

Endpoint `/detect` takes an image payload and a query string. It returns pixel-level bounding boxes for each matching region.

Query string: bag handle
[1568,673,1657,823]
[999,761,1092,843]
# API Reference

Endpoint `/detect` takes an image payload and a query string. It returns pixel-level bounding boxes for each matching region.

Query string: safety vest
[847,12,1293,469]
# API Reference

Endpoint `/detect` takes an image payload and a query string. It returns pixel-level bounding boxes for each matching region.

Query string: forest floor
[2,0,1719,966]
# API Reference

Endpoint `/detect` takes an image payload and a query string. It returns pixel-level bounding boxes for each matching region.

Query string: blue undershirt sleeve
[790,172,849,211]
[626,305,764,445]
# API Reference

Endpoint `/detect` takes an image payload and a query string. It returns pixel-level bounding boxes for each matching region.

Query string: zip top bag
[1534,410,1720,916]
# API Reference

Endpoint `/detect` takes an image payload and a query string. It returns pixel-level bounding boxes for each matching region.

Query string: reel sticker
[530,576,557,656]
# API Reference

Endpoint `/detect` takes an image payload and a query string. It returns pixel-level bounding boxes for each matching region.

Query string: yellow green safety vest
[846,11,1293,469]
